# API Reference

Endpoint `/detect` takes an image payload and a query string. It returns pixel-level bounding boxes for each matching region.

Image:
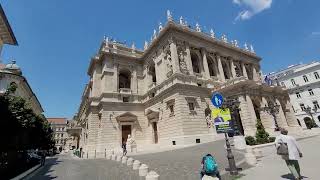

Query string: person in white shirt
[275,128,303,180]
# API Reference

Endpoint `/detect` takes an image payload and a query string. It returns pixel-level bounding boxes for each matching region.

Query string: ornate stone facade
[76,19,302,158]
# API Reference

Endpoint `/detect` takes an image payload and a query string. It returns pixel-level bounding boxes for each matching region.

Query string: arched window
[207,57,217,77]
[119,69,131,89]
[191,53,200,73]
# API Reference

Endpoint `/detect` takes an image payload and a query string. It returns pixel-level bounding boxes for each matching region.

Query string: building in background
[48,118,68,151]
[269,61,320,127]
[76,12,303,158]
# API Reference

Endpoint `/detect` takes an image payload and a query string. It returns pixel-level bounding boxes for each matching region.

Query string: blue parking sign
[211,93,224,108]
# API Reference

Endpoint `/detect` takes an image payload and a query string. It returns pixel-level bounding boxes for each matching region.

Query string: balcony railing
[119,88,132,94]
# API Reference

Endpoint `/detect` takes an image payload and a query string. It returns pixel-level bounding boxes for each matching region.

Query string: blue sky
[1,0,320,118]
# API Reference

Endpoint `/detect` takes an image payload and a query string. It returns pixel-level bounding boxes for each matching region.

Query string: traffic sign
[211,93,224,108]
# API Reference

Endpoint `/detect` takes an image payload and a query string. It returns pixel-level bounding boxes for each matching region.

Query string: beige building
[76,12,302,158]
[48,118,68,151]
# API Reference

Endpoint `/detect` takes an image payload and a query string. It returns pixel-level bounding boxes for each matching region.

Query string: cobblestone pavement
[132,139,248,180]
[31,154,140,180]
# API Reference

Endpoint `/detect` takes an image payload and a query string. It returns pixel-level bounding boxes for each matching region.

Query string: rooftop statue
[179,16,184,25]
[234,40,239,47]
[250,44,255,53]
[153,29,157,40]
[210,29,215,38]
[144,41,148,50]
[159,22,163,31]
[196,23,201,32]
[167,10,173,21]
[221,34,227,43]
[244,43,249,51]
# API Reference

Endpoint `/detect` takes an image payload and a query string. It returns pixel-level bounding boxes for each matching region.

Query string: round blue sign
[211,93,224,108]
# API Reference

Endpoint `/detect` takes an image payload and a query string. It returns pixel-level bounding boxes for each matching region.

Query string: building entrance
[122,125,131,143]
[152,122,158,144]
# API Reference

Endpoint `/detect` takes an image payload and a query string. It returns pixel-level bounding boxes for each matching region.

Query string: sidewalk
[240,134,320,180]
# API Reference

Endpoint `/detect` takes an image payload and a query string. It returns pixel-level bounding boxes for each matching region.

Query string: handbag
[277,139,289,155]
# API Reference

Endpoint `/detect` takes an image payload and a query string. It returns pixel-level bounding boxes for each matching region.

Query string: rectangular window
[313,101,320,109]
[303,75,309,82]
[188,102,195,111]
[300,103,305,111]
[315,72,320,79]
[291,79,296,85]
[61,134,64,137]
[169,104,174,115]
[295,92,301,98]
[308,89,314,96]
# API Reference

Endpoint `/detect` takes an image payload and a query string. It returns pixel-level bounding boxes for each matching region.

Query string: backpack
[204,155,218,174]
[277,140,289,156]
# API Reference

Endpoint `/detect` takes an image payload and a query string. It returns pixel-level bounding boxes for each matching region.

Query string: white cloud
[233,0,273,21]
[311,32,320,36]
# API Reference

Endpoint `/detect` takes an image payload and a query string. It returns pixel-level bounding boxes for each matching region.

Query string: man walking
[122,138,127,156]
[275,128,303,180]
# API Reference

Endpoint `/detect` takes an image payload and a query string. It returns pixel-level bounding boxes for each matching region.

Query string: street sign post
[211,93,224,108]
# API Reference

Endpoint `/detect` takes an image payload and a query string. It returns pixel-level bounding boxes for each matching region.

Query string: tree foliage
[0,83,55,153]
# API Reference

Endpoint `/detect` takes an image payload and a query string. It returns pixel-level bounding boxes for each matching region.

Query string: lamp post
[223,98,242,175]
[262,102,280,131]
[303,106,318,128]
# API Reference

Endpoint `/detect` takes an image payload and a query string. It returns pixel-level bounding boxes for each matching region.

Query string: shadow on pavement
[281,173,308,180]
[30,157,61,180]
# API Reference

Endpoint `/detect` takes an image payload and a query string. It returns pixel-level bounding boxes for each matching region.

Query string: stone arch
[207,56,218,77]
[119,68,131,89]
[222,60,231,80]
[251,96,261,120]
[234,62,243,77]
[191,52,201,73]
[303,117,313,129]
[245,64,253,80]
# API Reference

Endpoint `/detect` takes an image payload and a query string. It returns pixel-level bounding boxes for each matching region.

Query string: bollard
[127,158,134,166]
[87,152,88,159]
[95,150,96,158]
[105,149,106,158]
[132,160,141,170]
[138,164,148,177]
[111,154,116,161]
[245,146,257,166]
[107,154,112,160]
[121,156,128,164]
[145,171,159,180]
[116,155,122,162]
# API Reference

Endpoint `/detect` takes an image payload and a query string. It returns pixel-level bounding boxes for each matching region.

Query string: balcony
[119,88,132,94]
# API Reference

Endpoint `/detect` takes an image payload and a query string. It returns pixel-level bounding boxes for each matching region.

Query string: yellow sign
[211,108,232,133]
[211,108,231,121]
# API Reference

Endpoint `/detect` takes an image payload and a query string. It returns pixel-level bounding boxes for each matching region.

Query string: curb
[10,163,43,180]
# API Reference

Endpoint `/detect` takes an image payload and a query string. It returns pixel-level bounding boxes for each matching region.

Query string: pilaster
[131,67,137,94]
[252,65,259,81]
[113,63,119,92]
[241,62,248,79]
[230,59,236,78]
[201,48,210,79]
[217,55,225,82]
[238,95,257,136]
[169,38,181,74]
[185,44,194,75]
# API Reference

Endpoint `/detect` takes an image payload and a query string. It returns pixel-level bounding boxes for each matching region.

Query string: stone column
[260,97,276,134]
[238,94,257,136]
[252,65,259,81]
[201,49,210,79]
[284,99,305,130]
[216,55,225,82]
[169,39,180,74]
[113,63,119,92]
[275,99,289,128]
[241,62,248,79]
[131,68,137,94]
[230,59,236,78]
[185,44,194,75]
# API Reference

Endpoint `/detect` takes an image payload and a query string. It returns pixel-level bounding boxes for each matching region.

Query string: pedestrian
[275,128,303,180]
[40,150,46,166]
[200,154,221,180]
[122,138,127,156]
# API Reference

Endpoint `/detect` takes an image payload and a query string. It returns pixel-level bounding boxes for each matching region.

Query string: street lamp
[303,106,318,128]
[222,98,242,176]
[262,102,280,131]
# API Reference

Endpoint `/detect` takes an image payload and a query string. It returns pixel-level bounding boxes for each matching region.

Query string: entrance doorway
[122,125,131,143]
[152,122,158,144]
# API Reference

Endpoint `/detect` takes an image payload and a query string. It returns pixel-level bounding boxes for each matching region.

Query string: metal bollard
[132,160,141,170]
[145,171,159,180]
[138,164,148,177]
